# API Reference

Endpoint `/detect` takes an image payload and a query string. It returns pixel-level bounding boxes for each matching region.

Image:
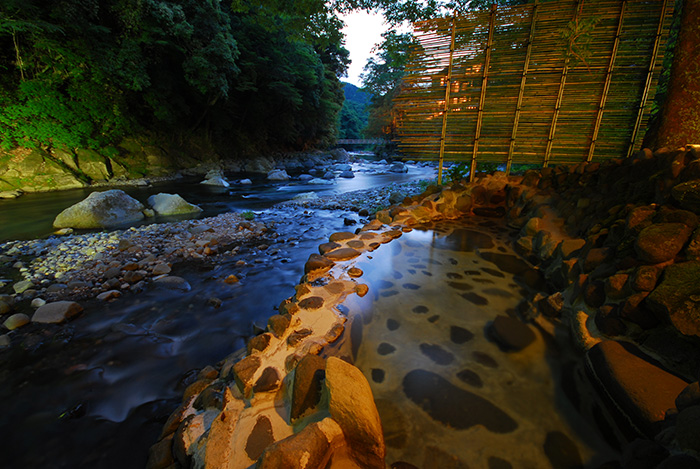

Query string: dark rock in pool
[543,431,583,469]
[461,292,489,305]
[412,305,429,314]
[428,315,440,323]
[457,369,483,388]
[472,351,498,368]
[490,315,536,351]
[403,369,517,433]
[478,252,531,275]
[419,343,454,365]
[450,325,474,344]
[402,283,420,290]
[381,290,399,297]
[371,368,385,383]
[447,281,474,291]
[377,343,396,355]
[435,229,494,252]
[246,415,275,460]
[387,319,400,330]
[488,456,513,469]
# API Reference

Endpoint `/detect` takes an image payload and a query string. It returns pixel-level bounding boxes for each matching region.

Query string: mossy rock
[646,261,700,337]
[673,181,700,213]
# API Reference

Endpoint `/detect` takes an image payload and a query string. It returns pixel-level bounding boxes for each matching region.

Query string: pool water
[337,217,619,469]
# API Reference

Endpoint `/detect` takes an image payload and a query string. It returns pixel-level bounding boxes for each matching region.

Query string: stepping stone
[490,315,536,351]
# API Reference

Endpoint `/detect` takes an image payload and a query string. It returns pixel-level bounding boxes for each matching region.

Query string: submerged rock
[53,189,145,229]
[267,169,290,181]
[147,193,202,216]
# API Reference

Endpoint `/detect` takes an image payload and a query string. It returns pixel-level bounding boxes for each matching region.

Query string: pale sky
[339,11,390,88]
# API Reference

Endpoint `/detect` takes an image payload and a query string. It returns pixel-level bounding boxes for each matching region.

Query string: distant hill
[338,82,371,139]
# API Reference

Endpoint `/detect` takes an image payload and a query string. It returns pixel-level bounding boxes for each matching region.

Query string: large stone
[325,357,385,468]
[32,301,83,324]
[291,354,326,420]
[256,418,344,469]
[646,261,700,336]
[147,193,202,216]
[676,406,700,452]
[304,254,334,274]
[53,190,145,229]
[201,176,230,187]
[585,341,688,438]
[3,313,29,330]
[267,169,290,181]
[672,181,700,213]
[635,223,692,264]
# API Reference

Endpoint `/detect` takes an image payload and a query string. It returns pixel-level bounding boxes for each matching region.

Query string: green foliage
[338,83,369,139]
[241,210,255,220]
[447,162,470,182]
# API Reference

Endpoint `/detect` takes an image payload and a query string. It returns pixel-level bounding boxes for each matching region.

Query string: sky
[339,11,391,88]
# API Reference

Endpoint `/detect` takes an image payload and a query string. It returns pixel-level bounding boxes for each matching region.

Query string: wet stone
[403,369,517,433]
[381,290,399,297]
[267,314,290,338]
[378,280,394,289]
[319,242,341,255]
[457,369,483,388]
[490,315,536,351]
[245,415,275,461]
[254,367,281,393]
[298,296,324,310]
[488,456,513,469]
[422,271,433,277]
[543,431,582,469]
[413,305,429,314]
[481,267,505,278]
[329,231,355,242]
[247,333,272,354]
[392,271,403,279]
[402,283,420,290]
[304,254,334,274]
[473,351,498,368]
[387,319,400,331]
[461,292,489,306]
[291,354,326,420]
[447,281,473,291]
[371,368,385,383]
[428,315,440,323]
[377,343,396,355]
[287,328,312,347]
[347,240,364,249]
[419,343,454,365]
[478,252,531,275]
[348,267,363,278]
[447,272,464,279]
[325,247,360,261]
[450,326,474,344]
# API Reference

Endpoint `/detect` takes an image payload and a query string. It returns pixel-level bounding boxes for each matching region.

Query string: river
[0,158,437,468]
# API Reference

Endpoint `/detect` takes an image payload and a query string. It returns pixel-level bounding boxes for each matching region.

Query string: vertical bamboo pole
[627,0,670,158]
[544,0,581,168]
[438,17,457,186]
[506,1,538,175]
[588,0,626,162]
[470,4,496,182]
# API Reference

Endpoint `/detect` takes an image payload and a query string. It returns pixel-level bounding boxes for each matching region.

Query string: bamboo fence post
[544,0,581,168]
[470,4,497,182]
[506,1,538,175]
[588,1,626,162]
[627,0,670,158]
[438,17,457,186]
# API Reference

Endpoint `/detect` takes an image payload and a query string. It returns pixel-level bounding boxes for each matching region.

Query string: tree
[649,0,700,150]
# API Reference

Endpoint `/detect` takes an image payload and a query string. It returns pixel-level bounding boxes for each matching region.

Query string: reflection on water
[340,217,619,469]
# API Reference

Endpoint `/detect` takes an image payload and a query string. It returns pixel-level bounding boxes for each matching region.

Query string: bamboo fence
[392,0,675,181]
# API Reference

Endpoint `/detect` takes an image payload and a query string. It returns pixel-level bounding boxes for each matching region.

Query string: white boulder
[147,193,202,216]
[53,190,145,229]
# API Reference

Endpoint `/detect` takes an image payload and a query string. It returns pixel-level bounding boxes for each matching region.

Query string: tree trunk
[654,0,700,149]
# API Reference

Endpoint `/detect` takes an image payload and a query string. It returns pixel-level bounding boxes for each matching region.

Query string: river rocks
[13,279,33,294]
[635,223,692,264]
[326,356,385,468]
[672,181,700,213]
[3,313,29,330]
[390,162,408,173]
[0,190,23,199]
[53,190,145,229]
[154,276,192,291]
[267,169,290,181]
[31,301,83,324]
[257,418,343,469]
[201,175,230,187]
[147,193,202,216]
[646,261,700,336]
[291,354,326,420]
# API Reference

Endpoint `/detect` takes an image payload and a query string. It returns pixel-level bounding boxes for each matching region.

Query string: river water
[0,160,438,468]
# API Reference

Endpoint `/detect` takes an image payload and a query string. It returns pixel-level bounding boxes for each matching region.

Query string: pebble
[0,334,10,347]
[30,298,46,308]
[4,313,29,330]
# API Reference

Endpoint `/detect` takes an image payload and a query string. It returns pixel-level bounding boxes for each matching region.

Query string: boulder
[291,354,326,420]
[240,178,253,185]
[257,418,344,469]
[53,190,145,229]
[147,193,202,216]
[340,170,355,179]
[635,223,692,264]
[585,341,688,438]
[201,176,230,187]
[32,301,83,324]
[267,169,290,181]
[3,313,29,330]
[646,261,700,336]
[325,357,385,468]
[389,162,408,173]
[672,181,700,213]
[246,156,275,174]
